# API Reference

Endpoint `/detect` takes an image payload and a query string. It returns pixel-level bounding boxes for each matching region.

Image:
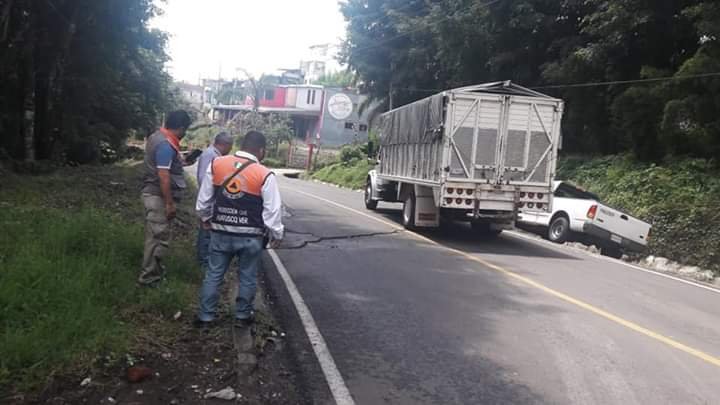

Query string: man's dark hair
[214,132,233,145]
[241,131,266,151]
[164,110,192,130]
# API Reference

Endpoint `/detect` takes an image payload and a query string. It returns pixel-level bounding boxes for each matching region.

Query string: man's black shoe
[234,317,254,329]
[192,318,215,329]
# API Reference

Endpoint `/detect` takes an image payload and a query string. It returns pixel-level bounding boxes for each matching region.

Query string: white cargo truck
[365,81,565,234]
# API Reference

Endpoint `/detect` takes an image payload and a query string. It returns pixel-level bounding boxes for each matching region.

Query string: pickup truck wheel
[402,192,416,230]
[364,180,378,210]
[601,246,623,259]
[548,216,570,244]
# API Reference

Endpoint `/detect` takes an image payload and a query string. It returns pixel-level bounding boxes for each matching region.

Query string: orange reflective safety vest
[210,155,272,236]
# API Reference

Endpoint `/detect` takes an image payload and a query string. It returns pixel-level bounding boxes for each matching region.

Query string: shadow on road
[370,207,581,261]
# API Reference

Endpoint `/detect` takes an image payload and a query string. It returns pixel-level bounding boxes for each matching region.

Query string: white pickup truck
[517,181,652,258]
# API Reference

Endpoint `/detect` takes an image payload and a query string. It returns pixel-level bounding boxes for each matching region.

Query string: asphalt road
[268,176,720,405]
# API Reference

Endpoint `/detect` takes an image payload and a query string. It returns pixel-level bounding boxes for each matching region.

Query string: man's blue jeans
[198,232,264,322]
[196,226,211,270]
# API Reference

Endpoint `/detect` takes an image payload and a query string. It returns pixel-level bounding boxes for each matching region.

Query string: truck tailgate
[591,204,651,247]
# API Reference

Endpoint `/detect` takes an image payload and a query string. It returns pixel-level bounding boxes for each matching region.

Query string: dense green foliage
[558,156,720,273]
[311,159,375,190]
[341,0,720,161]
[0,164,199,392]
[314,71,356,88]
[311,143,375,189]
[229,112,294,154]
[0,0,179,163]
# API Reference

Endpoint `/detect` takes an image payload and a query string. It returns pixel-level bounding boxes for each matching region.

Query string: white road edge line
[505,230,720,295]
[267,249,356,405]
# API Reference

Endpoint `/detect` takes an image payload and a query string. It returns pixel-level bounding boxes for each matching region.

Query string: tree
[216,80,249,105]
[0,0,179,163]
[340,0,720,161]
[229,112,293,158]
[315,71,355,88]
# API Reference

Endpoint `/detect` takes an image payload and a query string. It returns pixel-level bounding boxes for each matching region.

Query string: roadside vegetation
[0,1,181,165]
[183,117,293,169]
[310,143,375,190]
[0,161,199,396]
[558,156,720,274]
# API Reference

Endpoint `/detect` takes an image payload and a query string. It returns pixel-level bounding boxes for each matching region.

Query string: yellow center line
[283,185,720,368]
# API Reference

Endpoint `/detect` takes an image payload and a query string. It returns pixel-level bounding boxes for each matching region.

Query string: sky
[151,0,347,83]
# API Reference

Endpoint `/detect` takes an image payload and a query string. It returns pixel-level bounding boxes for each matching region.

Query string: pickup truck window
[554,183,600,200]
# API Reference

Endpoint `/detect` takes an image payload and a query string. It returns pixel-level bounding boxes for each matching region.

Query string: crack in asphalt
[277,229,404,250]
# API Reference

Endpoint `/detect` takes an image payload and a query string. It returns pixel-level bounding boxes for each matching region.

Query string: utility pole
[389,82,394,110]
[388,61,395,110]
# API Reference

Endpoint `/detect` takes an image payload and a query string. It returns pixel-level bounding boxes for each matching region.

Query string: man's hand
[201,220,211,230]
[269,239,282,250]
[183,149,202,166]
[165,202,177,220]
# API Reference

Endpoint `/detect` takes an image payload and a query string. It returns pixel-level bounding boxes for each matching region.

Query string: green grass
[0,162,200,394]
[310,158,375,190]
[558,155,720,273]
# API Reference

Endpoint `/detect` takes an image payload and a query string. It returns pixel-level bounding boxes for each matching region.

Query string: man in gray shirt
[196,132,234,270]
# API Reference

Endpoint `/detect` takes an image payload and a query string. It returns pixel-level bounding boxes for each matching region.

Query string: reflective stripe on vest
[210,156,271,235]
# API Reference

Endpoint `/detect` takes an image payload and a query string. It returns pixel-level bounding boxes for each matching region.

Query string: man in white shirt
[195,132,233,271]
[194,131,284,328]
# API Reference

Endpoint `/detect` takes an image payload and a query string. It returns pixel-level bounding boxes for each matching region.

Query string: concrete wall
[318,88,370,147]
[259,87,286,108]
[285,87,297,107]
[295,87,323,111]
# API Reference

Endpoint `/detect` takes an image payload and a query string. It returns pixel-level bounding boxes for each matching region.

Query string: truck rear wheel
[548,215,570,244]
[402,192,416,230]
[365,179,378,210]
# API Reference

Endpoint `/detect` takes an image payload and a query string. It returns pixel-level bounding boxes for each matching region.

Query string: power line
[389,72,720,94]
[347,0,503,56]
[530,72,720,89]
[347,0,428,24]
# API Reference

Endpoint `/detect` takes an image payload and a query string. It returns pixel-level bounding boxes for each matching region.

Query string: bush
[313,150,340,171]
[120,145,145,161]
[66,139,100,164]
[263,157,283,168]
[558,155,720,273]
[100,141,119,164]
[11,160,58,175]
[339,144,365,163]
[311,158,375,190]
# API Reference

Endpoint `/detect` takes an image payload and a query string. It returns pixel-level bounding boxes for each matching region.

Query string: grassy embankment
[309,144,375,190]
[0,161,200,395]
[310,159,375,190]
[558,155,719,274]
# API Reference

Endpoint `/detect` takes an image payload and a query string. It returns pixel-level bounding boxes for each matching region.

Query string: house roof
[212,104,321,117]
[176,82,204,92]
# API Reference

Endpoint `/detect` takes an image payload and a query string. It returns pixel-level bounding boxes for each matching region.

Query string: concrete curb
[227,273,262,382]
